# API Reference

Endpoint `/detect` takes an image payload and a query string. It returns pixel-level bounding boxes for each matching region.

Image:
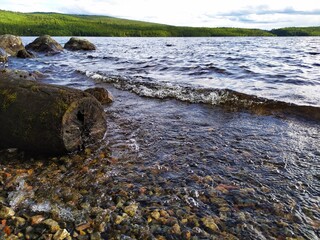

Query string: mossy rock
[26,35,63,54]
[0,34,25,56]
[64,37,96,51]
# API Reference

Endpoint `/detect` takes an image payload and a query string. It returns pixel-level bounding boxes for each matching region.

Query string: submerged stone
[151,210,160,220]
[0,205,15,219]
[53,229,70,240]
[123,203,138,217]
[201,216,220,232]
[42,219,61,233]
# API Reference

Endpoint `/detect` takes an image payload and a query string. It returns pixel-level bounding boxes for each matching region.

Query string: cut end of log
[62,97,107,152]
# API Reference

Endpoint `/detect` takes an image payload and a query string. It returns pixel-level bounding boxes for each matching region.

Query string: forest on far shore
[1,10,319,37]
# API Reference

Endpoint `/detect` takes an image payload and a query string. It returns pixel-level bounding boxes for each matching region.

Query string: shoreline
[1,84,320,239]
[0,35,319,239]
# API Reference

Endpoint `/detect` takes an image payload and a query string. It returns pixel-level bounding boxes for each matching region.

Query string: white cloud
[1,0,320,29]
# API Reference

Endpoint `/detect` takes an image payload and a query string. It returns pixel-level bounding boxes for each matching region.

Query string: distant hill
[270,27,320,36]
[0,10,319,37]
[0,10,273,37]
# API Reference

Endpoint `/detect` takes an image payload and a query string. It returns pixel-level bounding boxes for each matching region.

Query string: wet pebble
[171,223,181,235]
[30,215,45,225]
[123,203,138,217]
[201,216,220,233]
[0,205,15,219]
[13,216,26,227]
[53,229,71,240]
[42,219,61,233]
[151,210,161,220]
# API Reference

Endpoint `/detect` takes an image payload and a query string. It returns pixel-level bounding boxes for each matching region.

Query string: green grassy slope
[0,10,274,37]
[1,10,319,37]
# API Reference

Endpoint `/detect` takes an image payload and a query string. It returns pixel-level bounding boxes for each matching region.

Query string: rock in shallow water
[0,34,25,56]
[85,87,113,104]
[26,35,63,54]
[16,49,34,59]
[64,37,96,51]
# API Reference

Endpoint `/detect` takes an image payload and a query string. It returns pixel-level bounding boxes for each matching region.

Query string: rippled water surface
[2,37,320,239]
[16,36,320,107]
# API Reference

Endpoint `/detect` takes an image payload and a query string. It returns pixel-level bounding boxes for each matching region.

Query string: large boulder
[0,48,8,64]
[64,37,96,51]
[0,34,25,56]
[26,35,63,54]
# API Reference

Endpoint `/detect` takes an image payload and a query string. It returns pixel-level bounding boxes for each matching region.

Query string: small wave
[103,56,120,61]
[83,70,320,121]
[204,64,231,75]
[226,57,245,61]
[307,52,320,56]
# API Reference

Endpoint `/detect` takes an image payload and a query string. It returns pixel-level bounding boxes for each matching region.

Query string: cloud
[201,5,320,29]
[215,6,320,17]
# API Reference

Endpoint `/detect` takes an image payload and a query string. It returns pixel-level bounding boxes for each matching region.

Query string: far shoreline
[1,10,319,37]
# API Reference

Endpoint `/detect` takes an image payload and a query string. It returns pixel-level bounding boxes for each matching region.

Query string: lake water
[4,37,320,239]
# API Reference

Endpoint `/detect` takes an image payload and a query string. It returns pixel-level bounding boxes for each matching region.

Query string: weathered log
[0,76,107,154]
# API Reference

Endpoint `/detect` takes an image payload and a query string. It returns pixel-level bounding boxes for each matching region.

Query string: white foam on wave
[83,70,230,105]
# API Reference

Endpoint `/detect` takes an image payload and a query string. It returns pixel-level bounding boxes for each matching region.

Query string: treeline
[0,10,273,37]
[0,10,319,37]
[270,27,320,36]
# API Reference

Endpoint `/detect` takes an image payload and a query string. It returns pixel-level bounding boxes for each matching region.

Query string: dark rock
[0,34,25,56]
[17,49,34,58]
[84,87,113,104]
[64,37,96,51]
[26,35,63,54]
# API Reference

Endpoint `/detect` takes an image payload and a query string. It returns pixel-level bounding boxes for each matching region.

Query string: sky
[1,0,320,29]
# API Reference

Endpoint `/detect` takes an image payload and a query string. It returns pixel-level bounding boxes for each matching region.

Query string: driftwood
[0,76,107,154]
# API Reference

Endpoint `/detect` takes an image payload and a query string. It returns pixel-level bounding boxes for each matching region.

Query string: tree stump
[0,76,107,154]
